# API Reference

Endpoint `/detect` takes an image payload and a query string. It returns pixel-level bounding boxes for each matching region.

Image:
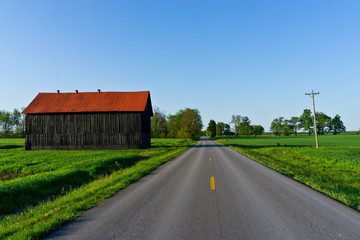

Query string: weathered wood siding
[25,112,151,150]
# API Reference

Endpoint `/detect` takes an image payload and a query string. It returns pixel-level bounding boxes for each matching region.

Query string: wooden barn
[22,90,153,150]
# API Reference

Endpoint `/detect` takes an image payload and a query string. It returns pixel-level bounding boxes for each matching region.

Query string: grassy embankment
[0,138,195,239]
[215,134,360,211]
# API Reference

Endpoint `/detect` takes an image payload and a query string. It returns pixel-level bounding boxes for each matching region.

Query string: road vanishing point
[47,138,360,240]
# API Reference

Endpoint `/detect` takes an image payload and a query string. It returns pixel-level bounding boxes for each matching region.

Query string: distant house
[22,90,153,150]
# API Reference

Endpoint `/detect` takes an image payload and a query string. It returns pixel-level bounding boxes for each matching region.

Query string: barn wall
[25,112,150,150]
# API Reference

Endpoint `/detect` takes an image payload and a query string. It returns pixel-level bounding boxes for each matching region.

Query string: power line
[305,90,320,149]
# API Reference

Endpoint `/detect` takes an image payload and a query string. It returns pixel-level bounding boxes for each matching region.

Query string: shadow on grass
[0,155,148,217]
[151,142,194,149]
[150,145,177,149]
[0,145,23,149]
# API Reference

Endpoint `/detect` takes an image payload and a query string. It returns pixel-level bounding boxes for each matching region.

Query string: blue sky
[1,0,359,131]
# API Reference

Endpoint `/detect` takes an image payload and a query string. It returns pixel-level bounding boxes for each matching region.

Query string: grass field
[215,134,360,212]
[0,138,195,239]
[218,134,360,147]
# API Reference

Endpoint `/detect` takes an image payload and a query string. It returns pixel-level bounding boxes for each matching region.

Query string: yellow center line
[209,157,212,161]
[210,176,215,190]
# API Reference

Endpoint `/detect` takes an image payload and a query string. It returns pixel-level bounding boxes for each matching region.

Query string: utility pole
[305,90,320,148]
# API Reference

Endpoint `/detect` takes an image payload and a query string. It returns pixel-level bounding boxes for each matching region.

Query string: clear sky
[1,0,359,131]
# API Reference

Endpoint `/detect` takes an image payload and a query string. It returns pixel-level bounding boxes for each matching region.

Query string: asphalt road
[47,138,360,240]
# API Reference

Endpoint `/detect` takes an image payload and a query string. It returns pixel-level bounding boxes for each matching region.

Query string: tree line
[151,107,203,139]
[3,106,204,140]
[0,109,25,138]
[2,106,346,139]
[270,109,346,136]
[206,115,265,138]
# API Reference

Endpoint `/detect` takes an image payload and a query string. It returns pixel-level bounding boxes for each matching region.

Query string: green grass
[0,138,195,239]
[217,134,360,147]
[0,138,24,149]
[215,134,360,212]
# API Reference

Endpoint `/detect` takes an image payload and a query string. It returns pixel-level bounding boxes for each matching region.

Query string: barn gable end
[23,91,153,150]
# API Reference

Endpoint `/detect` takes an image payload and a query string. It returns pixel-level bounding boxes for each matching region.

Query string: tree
[167,110,183,138]
[316,112,331,135]
[218,123,231,135]
[179,108,203,139]
[0,111,14,138]
[253,125,264,136]
[282,119,292,136]
[157,108,202,139]
[299,109,313,135]
[231,115,241,136]
[289,117,300,136]
[270,117,283,136]
[12,109,25,137]
[330,114,346,135]
[239,116,253,136]
[223,123,231,135]
[151,107,168,138]
[207,120,217,138]
[0,109,26,138]
[270,117,292,136]
[216,122,224,136]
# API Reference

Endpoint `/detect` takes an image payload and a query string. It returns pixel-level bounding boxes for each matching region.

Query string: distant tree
[282,119,292,136]
[157,108,202,139]
[315,112,331,135]
[239,116,253,135]
[253,125,264,136]
[0,111,4,137]
[270,117,283,136]
[223,123,231,135]
[0,111,14,138]
[151,107,168,138]
[231,115,241,136]
[167,110,183,138]
[12,109,25,137]
[241,116,251,125]
[289,117,300,136]
[271,117,292,136]
[179,108,203,139]
[216,122,224,136]
[207,120,217,138]
[240,125,254,136]
[299,109,313,135]
[217,123,231,135]
[330,114,346,135]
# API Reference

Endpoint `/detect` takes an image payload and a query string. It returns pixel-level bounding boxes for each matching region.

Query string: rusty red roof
[23,91,152,114]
